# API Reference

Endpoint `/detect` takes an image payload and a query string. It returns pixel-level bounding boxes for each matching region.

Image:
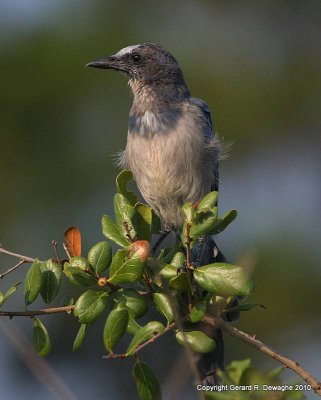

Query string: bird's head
[86,43,189,99]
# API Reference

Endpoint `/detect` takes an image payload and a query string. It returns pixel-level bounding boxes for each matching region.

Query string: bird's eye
[132,54,141,63]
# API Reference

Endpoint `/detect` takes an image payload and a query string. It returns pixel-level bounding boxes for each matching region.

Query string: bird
[87,43,225,384]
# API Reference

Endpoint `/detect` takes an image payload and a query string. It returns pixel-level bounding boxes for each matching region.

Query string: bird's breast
[124,107,217,227]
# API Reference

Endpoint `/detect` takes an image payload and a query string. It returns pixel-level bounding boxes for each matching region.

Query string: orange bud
[98,277,107,287]
[129,240,150,262]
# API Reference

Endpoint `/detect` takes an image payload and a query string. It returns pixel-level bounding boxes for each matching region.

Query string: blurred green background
[0,1,320,399]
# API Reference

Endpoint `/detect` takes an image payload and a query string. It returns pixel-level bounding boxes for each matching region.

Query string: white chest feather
[122,106,220,227]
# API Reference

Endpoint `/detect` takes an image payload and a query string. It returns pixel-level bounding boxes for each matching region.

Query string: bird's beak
[86,55,125,71]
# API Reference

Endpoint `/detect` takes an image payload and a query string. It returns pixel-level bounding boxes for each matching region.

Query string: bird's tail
[192,236,238,384]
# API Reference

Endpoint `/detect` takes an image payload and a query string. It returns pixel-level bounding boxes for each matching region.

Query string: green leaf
[133,361,162,400]
[109,250,145,285]
[239,367,264,386]
[170,252,185,269]
[73,324,87,352]
[114,289,148,318]
[69,256,90,269]
[101,214,130,248]
[74,290,109,324]
[0,282,21,307]
[194,263,254,296]
[116,170,137,205]
[114,193,137,241]
[103,305,129,353]
[127,310,142,335]
[197,191,219,213]
[190,209,218,241]
[226,359,252,384]
[169,272,192,292]
[176,330,216,353]
[153,291,175,324]
[189,301,207,323]
[266,366,285,380]
[159,263,177,280]
[64,257,97,287]
[24,259,42,305]
[40,259,62,303]
[210,209,238,234]
[126,321,165,356]
[224,303,266,313]
[33,318,51,356]
[159,252,185,280]
[182,202,195,223]
[88,241,112,275]
[134,203,152,241]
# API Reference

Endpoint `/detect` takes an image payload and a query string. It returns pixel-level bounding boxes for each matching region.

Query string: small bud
[129,240,150,262]
[98,277,107,287]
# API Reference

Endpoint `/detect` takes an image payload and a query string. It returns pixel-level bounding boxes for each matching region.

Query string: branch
[0,305,75,318]
[105,321,177,359]
[0,247,37,279]
[202,314,321,396]
[0,247,36,263]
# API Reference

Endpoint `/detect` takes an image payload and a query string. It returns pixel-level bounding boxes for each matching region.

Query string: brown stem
[185,223,192,269]
[0,305,75,318]
[202,314,321,396]
[184,223,194,311]
[104,321,177,359]
[52,240,60,263]
[0,260,26,279]
[0,247,36,263]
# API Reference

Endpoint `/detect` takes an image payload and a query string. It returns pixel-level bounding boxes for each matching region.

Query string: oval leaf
[197,191,219,213]
[210,209,238,234]
[133,361,162,400]
[64,226,82,257]
[194,263,254,296]
[114,289,148,318]
[102,214,130,248]
[176,330,216,353]
[24,259,42,306]
[0,282,21,307]
[40,260,62,303]
[33,318,51,356]
[103,305,129,353]
[133,203,152,241]
[153,292,174,324]
[116,170,137,205]
[114,193,137,241]
[64,257,97,287]
[127,310,142,335]
[126,321,164,356]
[190,209,218,241]
[189,301,207,323]
[74,290,109,324]
[88,241,112,275]
[170,252,185,269]
[159,263,177,280]
[73,324,87,352]
[169,272,192,292]
[109,251,145,285]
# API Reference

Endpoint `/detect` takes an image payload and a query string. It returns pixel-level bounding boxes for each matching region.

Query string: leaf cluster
[2,171,279,400]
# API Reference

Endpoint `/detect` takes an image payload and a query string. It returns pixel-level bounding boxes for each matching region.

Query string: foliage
[205,359,305,399]
[0,171,305,400]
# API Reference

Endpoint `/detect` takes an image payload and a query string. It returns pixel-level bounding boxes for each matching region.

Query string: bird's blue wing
[190,97,219,191]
